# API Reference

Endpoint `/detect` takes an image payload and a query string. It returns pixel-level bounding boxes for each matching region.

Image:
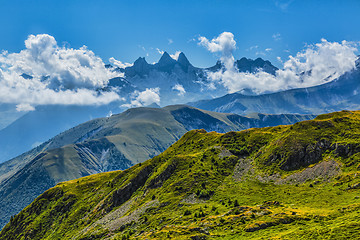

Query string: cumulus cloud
[0,34,121,109]
[198,32,236,69]
[172,84,186,96]
[16,103,35,112]
[109,57,133,68]
[199,32,359,94]
[122,88,160,108]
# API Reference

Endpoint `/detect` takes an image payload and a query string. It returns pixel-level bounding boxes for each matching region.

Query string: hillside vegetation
[0,105,314,228]
[2,110,360,239]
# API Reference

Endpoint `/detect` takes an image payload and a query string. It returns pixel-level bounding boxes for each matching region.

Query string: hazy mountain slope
[0,104,26,131]
[189,67,360,115]
[2,110,360,239]
[0,105,118,163]
[0,105,315,228]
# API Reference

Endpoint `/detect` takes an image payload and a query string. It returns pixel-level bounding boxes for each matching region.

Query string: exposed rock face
[111,165,153,209]
[279,139,332,171]
[147,163,177,189]
[236,57,278,75]
[334,143,360,158]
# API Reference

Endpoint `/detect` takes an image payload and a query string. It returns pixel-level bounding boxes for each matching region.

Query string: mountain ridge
[189,66,360,115]
[0,105,315,228]
[1,110,360,239]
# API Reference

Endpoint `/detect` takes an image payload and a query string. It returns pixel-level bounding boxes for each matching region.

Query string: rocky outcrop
[147,163,177,189]
[334,143,360,158]
[279,139,332,171]
[111,165,153,208]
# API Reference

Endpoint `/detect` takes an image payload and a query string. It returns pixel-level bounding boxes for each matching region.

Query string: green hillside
[0,105,315,228]
[2,110,360,239]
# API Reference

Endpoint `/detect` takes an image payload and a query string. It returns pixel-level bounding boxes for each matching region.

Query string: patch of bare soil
[280,159,341,184]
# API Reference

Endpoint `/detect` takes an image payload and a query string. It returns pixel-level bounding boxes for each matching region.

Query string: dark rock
[334,143,360,158]
[147,163,177,189]
[190,235,208,240]
[346,183,360,190]
[111,165,153,209]
[279,139,332,171]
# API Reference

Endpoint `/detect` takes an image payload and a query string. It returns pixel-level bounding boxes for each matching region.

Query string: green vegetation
[2,110,360,239]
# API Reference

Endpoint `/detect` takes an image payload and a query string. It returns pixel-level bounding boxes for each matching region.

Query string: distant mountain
[0,104,121,163]
[0,105,315,228]
[0,104,26,131]
[2,110,360,239]
[0,54,278,164]
[112,52,279,105]
[189,64,360,115]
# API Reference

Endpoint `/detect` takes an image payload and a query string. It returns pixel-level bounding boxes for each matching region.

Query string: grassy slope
[0,105,315,229]
[2,110,360,239]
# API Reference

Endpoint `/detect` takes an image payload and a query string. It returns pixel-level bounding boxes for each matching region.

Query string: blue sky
[0,0,359,67]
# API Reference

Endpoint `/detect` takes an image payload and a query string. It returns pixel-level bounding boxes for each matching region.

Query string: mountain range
[1,51,360,236]
[1,110,359,239]
[0,105,315,228]
[108,52,278,105]
[0,53,279,164]
[190,59,360,115]
[2,53,360,165]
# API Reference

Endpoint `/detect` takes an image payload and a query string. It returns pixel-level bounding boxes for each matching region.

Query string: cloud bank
[0,34,121,110]
[198,32,359,94]
[109,57,133,69]
[122,88,161,108]
[172,84,186,96]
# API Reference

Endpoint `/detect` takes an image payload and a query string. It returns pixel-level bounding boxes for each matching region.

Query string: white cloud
[172,84,186,96]
[168,39,173,45]
[198,32,236,71]
[265,48,272,52]
[170,51,181,60]
[0,34,121,109]
[155,49,181,60]
[156,48,164,55]
[122,88,160,108]
[272,33,281,41]
[107,110,113,117]
[16,103,35,112]
[199,32,359,94]
[109,57,133,68]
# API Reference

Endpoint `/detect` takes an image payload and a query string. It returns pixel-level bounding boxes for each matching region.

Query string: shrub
[197,189,214,199]
[184,209,191,216]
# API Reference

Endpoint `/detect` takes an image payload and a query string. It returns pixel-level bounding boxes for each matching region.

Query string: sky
[0,0,359,68]
[0,0,359,112]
